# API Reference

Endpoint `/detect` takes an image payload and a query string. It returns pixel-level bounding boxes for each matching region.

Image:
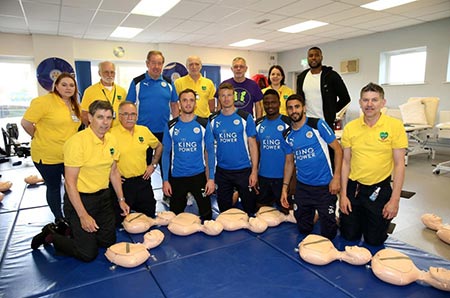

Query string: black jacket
[296,65,351,128]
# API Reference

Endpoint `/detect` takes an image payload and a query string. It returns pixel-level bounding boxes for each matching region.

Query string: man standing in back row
[221,57,263,118]
[296,47,351,129]
[174,56,216,117]
[81,61,127,127]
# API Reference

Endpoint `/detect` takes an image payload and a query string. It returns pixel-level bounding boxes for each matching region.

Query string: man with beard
[162,89,215,220]
[81,61,127,127]
[255,89,291,211]
[280,94,342,240]
[296,47,351,129]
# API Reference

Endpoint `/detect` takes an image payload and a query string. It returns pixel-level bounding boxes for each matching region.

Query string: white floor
[391,151,450,260]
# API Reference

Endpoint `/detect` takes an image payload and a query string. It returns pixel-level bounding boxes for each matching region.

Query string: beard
[289,112,304,123]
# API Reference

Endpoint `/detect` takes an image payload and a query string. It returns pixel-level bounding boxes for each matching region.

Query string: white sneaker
[186,192,194,206]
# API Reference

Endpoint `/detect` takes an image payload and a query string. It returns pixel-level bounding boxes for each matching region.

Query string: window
[379,46,427,85]
[447,46,450,82]
[0,57,38,145]
[0,57,38,119]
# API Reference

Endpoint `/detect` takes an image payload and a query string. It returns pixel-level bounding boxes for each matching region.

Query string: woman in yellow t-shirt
[21,72,81,222]
[261,65,294,116]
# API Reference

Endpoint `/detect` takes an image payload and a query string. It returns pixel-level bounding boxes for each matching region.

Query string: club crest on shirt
[138,136,144,143]
[233,119,240,125]
[277,125,284,131]
[161,81,167,87]
[174,128,180,136]
[109,148,115,155]
[306,131,313,138]
[259,125,265,134]
[379,131,388,141]
[193,127,200,134]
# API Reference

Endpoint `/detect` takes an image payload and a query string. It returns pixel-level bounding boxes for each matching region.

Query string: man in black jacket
[296,47,351,129]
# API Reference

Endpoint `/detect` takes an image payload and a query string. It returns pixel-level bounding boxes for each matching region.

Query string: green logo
[138,136,144,143]
[202,86,206,91]
[117,95,122,100]
[380,132,388,140]
[110,148,115,155]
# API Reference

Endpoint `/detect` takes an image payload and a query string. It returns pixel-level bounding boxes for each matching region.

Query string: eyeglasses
[119,112,137,117]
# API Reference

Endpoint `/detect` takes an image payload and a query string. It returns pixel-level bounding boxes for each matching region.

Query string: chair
[399,97,439,165]
[432,111,450,175]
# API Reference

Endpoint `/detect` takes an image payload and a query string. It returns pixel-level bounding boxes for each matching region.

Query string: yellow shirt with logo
[341,114,408,185]
[81,81,127,127]
[23,93,81,164]
[64,127,119,193]
[174,75,216,117]
[110,124,160,178]
[261,85,294,116]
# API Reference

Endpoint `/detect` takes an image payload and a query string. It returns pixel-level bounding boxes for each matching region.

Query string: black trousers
[169,172,212,220]
[110,176,156,226]
[215,166,256,215]
[339,176,392,246]
[293,181,337,240]
[52,189,116,262]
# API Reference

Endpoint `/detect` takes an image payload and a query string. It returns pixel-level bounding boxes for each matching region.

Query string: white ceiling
[1,0,450,53]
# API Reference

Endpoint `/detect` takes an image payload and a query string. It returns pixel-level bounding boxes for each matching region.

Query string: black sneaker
[55,218,71,236]
[31,223,56,249]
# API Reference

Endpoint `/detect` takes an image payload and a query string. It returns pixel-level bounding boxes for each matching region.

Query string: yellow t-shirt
[23,93,81,164]
[261,85,294,116]
[81,82,127,127]
[110,124,160,178]
[341,114,408,185]
[174,75,216,117]
[64,127,119,193]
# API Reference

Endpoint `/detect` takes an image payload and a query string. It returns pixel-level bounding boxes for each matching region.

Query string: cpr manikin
[122,211,176,234]
[371,248,450,292]
[167,213,223,236]
[421,213,450,245]
[105,229,165,268]
[256,206,296,227]
[24,175,44,185]
[0,181,12,202]
[298,234,372,266]
[215,208,268,233]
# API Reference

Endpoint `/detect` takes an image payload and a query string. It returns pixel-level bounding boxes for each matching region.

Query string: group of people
[23,46,407,263]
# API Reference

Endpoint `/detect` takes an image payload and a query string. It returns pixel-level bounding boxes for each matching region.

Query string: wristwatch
[118,197,125,202]
[152,164,157,168]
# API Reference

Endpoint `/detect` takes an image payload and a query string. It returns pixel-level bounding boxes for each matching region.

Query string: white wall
[278,17,450,120]
[0,33,274,96]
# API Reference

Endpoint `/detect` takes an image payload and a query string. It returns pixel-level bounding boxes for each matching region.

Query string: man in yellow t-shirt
[339,82,407,246]
[81,61,127,127]
[32,100,130,262]
[174,56,216,117]
[110,101,162,226]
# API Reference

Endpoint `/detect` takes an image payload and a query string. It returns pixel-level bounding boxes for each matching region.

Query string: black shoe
[31,223,56,249]
[55,218,71,236]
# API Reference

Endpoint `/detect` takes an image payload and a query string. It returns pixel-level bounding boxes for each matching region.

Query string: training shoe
[31,223,57,249]
[55,218,71,236]
[186,192,194,206]
[162,195,171,207]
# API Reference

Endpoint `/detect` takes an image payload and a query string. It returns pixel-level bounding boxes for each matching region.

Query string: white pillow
[399,100,428,125]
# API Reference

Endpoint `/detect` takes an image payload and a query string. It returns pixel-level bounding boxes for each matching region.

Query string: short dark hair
[89,100,113,116]
[286,94,305,106]
[263,88,280,100]
[179,88,197,99]
[360,82,385,99]
[308,46,322,54]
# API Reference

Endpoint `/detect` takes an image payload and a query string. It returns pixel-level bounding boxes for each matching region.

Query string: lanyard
[102,86,117,106]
